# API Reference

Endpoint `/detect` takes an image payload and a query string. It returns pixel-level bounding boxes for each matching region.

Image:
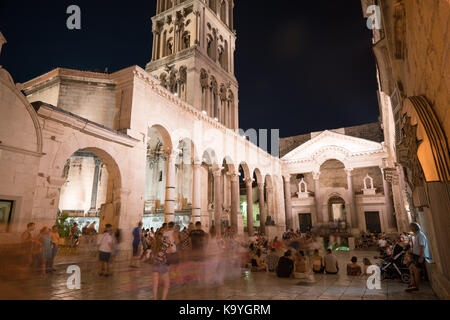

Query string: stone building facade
[362,0,449,299]
[280,124,397,236]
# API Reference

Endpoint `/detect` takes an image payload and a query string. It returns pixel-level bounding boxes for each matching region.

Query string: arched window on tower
[219,41,228,71]
[207,35,214,60]
[181,31,191,50]
[200,69,209,113]
[227,90,234,129]
[167,38,174,56]
[220,1,227,25]
[209,0,217,13]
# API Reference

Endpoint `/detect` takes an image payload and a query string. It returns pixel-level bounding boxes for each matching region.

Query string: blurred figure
[97,224,116,277]
[49,225,60,271]
[164,222,180,266]
[347,256,362,276]
[69,222,80,248]
[323,249,339,274]
[276,250,294,278]
[21,222,37,266]
[39,227,52,277]
[406,222,431,293]
[312,249,324,274]
[130,222,143,268]
[266,247,279,272]
[251,248,268,272]
[152,232,170,300]
[362,257,372,276]
[190,222,206,260]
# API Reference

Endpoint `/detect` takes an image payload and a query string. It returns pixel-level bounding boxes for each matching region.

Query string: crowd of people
[19,218,431,297]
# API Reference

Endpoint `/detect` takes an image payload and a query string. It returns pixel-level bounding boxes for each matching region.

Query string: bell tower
[146,0,238,130]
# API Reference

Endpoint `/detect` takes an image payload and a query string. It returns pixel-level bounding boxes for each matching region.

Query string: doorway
[298,213,312,233]
[365,211,382,233]
[0,200,13,232]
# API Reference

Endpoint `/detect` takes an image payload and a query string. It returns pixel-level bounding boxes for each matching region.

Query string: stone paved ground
[0,250,437,300]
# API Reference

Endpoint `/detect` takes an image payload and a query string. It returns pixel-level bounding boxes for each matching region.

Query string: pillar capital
[282,174,291,182]
[257,182,265,190]
[212,167,223,177]
[345,168,354,177]
[312,171,321,180]
[228,171,240,181]
[244,178,254,186]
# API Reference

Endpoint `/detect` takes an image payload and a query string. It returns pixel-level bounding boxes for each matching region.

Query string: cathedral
[0,0,449,299]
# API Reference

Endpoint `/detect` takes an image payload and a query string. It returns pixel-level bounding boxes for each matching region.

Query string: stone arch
[148,123,174,152]
[401,96,450,183]
[238,162,251,180]
[202,148,218,168]
[312,147,351,172]
[53,141,123,232]
[253,168,263,184]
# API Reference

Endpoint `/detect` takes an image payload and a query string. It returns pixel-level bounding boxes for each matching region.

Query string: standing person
[190,221,206,260]
[70,222,80,247]
[49,225,60,272]
[39,227,52,277]
[405,222,431,293]
[163,222,179,266]
[130,222,143,268]
[21,223,37,267]
[323,249,339,274]
[97,224,116,277]
[152,232,170,300]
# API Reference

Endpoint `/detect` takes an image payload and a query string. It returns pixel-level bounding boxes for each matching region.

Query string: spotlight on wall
[214,118,219,121]
[174,92,178,97]
[202,111,207,115]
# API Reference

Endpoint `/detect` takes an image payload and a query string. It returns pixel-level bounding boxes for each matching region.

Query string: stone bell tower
[146,0,239,130]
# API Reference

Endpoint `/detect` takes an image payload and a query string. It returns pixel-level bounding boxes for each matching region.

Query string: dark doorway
[0,200,14,232]
[298,213,312,233]
[365,211,382,233]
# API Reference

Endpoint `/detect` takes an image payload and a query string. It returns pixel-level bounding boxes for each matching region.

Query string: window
[0,200,14,232]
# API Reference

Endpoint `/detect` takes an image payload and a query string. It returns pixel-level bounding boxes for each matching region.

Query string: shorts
[99,251,111,263]
[412,254,425,269]
[152,263,169,274]
[167,252,179,265]
[132,245,140,257]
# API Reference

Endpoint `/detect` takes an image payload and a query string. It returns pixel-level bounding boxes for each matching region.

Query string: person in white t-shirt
[163,222,179,266]
[97,224,116,277]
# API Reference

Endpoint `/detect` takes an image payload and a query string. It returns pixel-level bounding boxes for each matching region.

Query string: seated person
[347,256,362,276]
[276,250,294,278]
[266,248,279,272]
[311,249,324,274]
[251,249,268,272]
[323,249,339,274]
[294,251,309,278]
[362,257,372,276]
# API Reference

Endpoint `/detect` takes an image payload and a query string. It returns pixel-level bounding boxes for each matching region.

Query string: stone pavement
[0,250,438,300]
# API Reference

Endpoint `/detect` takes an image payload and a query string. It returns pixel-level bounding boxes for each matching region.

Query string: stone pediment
[282,130,384,163]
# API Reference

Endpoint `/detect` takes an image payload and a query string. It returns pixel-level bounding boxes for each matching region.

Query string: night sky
[0,0,379,138]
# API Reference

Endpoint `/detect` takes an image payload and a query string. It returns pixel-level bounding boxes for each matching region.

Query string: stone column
[245,178,254,236]
[213,168,223,235]
[89,158,102,211]
[192,161,202,223]
[229,172,240,232]
[257,182,266,235]
[381,168,396,231]
[266,185,274,223]
[164,150,177,223]
[345,169,357,229]
[313,172,322,223]
[283,175,292,230]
